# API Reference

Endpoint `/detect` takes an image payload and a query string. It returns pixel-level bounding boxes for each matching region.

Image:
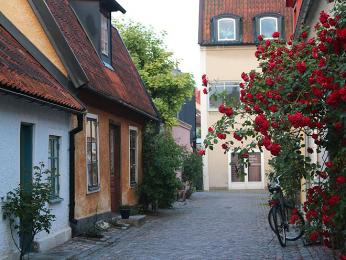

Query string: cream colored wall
[201,45,271,189]
[1,0,67,75]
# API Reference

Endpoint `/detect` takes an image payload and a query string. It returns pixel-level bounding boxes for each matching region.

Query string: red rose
[221,143,228,150]
[208,127,214,133]
[217,133,226,140]
[268,105,277,112]
[272,31,280,38]
[198,149,205,156]
[225,107,234,117]
[325,161,333,168]
[301,31,308,39]
[269,143,281,156]
[218,104,226,113]
[241,72,249,82]
[202,74,208,86]
[336,176,345,184]
[203,88,208,94]
[307,147,313,154]
[312,133,319,140]
[257,35,263,41]
[296,61,307,74]
[328,194,341,206]
[334,122,342,130]
[265,77,274,86]
[233,132,243,141]
[309,231,319,242]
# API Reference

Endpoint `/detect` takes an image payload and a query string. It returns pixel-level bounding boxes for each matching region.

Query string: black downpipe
[69,114,84,226]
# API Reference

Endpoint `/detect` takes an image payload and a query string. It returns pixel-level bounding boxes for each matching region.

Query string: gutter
[69,114,84,227]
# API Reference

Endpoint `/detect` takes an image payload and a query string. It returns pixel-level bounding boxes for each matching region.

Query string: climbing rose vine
[202,0,346,255]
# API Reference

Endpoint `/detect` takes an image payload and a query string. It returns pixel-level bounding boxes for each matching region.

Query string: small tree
[2,163,55,259]
[139,125,184,211]
[182,151,203,197]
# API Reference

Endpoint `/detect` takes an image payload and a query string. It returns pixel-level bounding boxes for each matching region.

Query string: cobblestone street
[80,191,333,260]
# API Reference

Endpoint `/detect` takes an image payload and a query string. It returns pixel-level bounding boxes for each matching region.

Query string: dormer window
[100,13,109,56]
[254,13,284,42]
[218,18,236,41]
[259,17,278,39]
[212,14,242,44]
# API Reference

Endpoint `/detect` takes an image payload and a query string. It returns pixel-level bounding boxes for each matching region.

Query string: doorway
[109,124,121,212]
[20,124,33,251]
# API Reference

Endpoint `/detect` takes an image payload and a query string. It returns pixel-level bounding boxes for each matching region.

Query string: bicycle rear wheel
[273,205,286,247]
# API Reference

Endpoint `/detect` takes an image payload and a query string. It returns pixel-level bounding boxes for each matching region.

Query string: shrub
[2,163,55,259]
[139,125,184,211]
[182,151,203,195]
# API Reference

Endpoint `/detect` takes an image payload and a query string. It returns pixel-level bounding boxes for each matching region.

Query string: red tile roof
[0,25,84,111]
[45,0,157,118]
[199,0,293,44]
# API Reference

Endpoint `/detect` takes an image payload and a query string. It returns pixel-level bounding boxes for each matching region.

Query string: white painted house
[0,14,84,259]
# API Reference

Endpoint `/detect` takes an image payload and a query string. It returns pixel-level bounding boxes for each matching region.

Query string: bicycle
[267,175,305,247]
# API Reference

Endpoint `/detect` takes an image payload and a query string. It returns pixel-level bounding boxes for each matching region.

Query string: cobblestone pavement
[81,191,334,260]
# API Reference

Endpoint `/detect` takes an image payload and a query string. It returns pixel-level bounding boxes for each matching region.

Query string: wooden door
[248,153,262,182]
[20,124,33,251]
[109,125,121,212]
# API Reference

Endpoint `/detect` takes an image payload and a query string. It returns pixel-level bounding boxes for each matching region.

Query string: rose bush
[202,0,345,255]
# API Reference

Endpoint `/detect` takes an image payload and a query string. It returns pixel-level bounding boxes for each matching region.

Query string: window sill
[130,182,137,189]
[103,61,114,71]
[49,197,63,204]
[87,186,101,194]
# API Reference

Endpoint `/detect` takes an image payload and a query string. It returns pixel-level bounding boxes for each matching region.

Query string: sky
[113,0,201,85]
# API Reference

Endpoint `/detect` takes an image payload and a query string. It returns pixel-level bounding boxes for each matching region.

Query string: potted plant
[119,205,131,219]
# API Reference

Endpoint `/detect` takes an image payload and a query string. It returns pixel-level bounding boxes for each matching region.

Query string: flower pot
[120,208,131,219]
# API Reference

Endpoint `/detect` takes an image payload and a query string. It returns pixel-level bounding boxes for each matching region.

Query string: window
[208,81,240,110]
[49,136,60,199]
[230,152,262,183]
[212,14,242,43]
[218,18,236,41]
[254,13,283,42]
[129,127,138,187]
[260,17,278,39]
[100,13,109,56]
[86,115,99,191]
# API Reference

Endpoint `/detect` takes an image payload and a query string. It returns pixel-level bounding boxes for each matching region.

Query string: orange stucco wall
[73,105,143,220]
[1,0,67,75]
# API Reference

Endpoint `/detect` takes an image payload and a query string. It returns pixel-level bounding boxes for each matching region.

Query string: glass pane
[101,14,109,56]
[92,120,97,139]
[87,163,93,186]
[260,17,278,39]
[218,19,235,40]
[86,119,91,140]
[92,143,97,162]
[209,85,224,109]
[231,153,245,182]
[248,153,262,182]
[225,83,240,106]
[93,163,98,186]
[87,142,92,164]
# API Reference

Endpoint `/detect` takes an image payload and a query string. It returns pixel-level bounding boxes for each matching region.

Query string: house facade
[199,0,293,190]
[28,0,159,233]
[0,0,158,256]
[0,9,85,259]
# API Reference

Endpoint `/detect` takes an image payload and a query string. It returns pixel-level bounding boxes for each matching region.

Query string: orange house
[29,0,159,233]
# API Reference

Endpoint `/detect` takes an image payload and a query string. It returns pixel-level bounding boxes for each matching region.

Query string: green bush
[182,151,203,193]
[139,125,184,211]
[2,163,55,259]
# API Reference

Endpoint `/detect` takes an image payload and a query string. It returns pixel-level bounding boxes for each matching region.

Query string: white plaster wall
[200,45,270,189]
[0,95,72,259]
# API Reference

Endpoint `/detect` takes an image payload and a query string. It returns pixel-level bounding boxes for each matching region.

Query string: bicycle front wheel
[273,205,286,247]
[284,206,304,241]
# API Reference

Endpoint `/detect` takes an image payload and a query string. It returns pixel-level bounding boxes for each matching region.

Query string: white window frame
[208,81,240,111]
[86,113,101,194]
[100,13,109,56]
[48,135,61,200]
[218,18,236,41]
[129,126,139,188]
[227,149,265,189]
[259,17,278,39]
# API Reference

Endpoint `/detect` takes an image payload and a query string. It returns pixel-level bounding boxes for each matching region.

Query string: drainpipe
[69,114,84,228]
